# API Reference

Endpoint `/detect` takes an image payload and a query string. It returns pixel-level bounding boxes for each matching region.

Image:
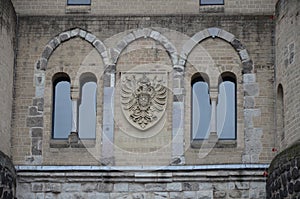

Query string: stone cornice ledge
[16,164,269,172]
[16,164,269,183]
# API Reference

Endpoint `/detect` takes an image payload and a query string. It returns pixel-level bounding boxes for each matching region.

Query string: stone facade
[16,165,267,199]
[0,0,299,198]
[0,151,16,199]
[267,142,300,198]
[0,0,16,157]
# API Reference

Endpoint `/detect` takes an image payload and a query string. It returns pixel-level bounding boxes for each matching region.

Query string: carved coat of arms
[120,72,168,130]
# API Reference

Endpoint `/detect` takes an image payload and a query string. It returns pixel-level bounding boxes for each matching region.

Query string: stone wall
[275,0,300,150]
[10,0,275,16]
[0,151,16,199]
[0,0,16,156]
[16,165,267,199]
[11,15,276,166]
[267,141,300,199]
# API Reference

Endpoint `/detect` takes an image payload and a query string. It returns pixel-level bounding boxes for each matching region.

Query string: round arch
[110,28,178,66]
[35,28,109,71]
[180,27,254,74]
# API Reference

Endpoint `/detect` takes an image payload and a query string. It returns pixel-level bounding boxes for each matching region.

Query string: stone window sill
[50,139,95,148]
[65,5,91,14]
[191,139,237,148]
[199,5,224,13]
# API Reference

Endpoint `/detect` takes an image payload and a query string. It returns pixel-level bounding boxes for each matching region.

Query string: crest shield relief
[120,72,168,131]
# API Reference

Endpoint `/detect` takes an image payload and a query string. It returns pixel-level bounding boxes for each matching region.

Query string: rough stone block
[26,116,43,127]
[167,183,182,191]
[244,96,255,108]
[85,33,96,43]
[145,183,166,192]
[31,128,43,137]
[114,183,129,192]
[116,40,127,53]
[219,29,235,42]
[149,30,160,40]
[235,182,250,190]
[183,182,199,191]
[42,46,53,60]
[183,191,196,199]
[93,40,106,54]
[31,183,44,192]
[182,39,197,56]
[59,31,71,42]
[70,28,80,37]
[154,192,168,199]
[44,183,61,193]
[48,37,60,49]
[243,74,256,83]
[191,30,209,43]
[239,49,250,61]
[79,30,87,38]
[208,27,220,38]
[123,33,135,44]
[82,183,97,192]
[132,192,146,199]
[62,183,81,192]
[231,38,244,51]
[97,183,113,192]
[213,190,226,198]
[129,184,144,192]
[244,83,259,96]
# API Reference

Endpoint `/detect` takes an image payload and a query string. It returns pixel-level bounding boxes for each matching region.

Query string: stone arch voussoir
[35,28,109,71]
[111,28,179,66]
[180,27,253,74]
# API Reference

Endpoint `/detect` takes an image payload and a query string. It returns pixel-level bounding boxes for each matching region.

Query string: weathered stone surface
[145,183,166,192]
[244,96,255,108]
[26,116,43,127]
[244,83,259,96]
[166,183,182,191]
[31,183,43,192]
[183,182,199,191]
[114,183,129,192]
[97,183,113,192]
[85,33,96,43]
[59,32,70,42]
[31,128,43,137]
[214,190,226,198]
[48,37,60,49]
[62,183,81,192]
[29,106,41,116]
[44,183,61,193]
[129,184,144,192]
[42,46,53,60]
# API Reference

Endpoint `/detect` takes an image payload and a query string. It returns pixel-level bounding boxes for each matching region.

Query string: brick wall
[0,0,16,156]
[11,0,276,16]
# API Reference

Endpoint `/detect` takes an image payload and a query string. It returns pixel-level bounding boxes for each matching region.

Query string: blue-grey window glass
[192,81,211,140]
[67,0,91,5]
[217,80,236,139]
[53,79,72,139]
[200,0,224,5]
[79,81,97,139]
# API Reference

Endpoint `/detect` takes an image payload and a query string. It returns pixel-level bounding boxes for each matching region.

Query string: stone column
[209,88,218,142]
[69,86,79,143]
[171,65,185,165]
[101,64,115,165]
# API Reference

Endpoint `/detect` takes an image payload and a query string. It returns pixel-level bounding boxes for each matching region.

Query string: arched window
[78,74,97,139]
[191,74,211,140]
[52,73,72,139]
[277,84,284,142]
[217,73,236,139]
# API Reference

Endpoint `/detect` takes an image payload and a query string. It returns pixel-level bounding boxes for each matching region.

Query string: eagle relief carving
[120,72,168,130]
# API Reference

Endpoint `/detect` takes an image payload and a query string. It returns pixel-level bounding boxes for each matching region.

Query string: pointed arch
[35,28,109,71]
[180,27,253,74]
[111,28,178,66]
